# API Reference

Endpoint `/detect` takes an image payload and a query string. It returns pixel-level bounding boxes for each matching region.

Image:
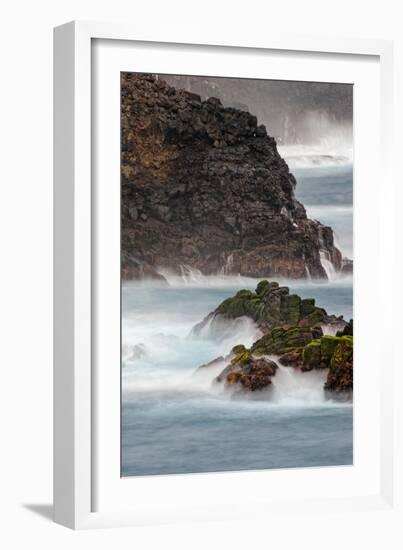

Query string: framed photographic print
[54,21,396,529]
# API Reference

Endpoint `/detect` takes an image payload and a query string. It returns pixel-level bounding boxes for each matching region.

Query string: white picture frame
[54,20,397,530]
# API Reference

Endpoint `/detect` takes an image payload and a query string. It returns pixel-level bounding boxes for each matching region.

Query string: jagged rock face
[193,279,345,335]
[215,346,278,392]
[121,73,342,280]
[278,334,353,395]
[192,280,353,396]
[324,337,353,394]
[251,325,323,357]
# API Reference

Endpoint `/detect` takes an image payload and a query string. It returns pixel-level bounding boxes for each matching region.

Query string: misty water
[293,163,353,260]
[122,156,353,477]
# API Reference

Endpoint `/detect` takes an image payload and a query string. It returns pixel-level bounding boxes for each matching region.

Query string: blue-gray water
[294,164,353,259]
[122,278,353,477]
[122,160,353,477]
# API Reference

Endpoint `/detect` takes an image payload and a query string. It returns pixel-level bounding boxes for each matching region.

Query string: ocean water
[293,163,353,260]
[122,277,353,477]
[122,157,353,477]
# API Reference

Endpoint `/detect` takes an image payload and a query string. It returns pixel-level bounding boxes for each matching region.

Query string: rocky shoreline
[195,280,353,398]
[121,73,343,280]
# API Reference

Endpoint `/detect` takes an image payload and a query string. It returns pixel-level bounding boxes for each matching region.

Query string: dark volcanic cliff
[121,73,342,280]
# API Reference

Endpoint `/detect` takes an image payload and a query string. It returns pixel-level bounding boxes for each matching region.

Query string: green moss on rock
[303,308,327,325]
[329,337,353,371]
[231,349,252,365]
[235,289,256,299]
[300,298,316,316]
[302,340,321,369]
[320,335,341,363]
[232,344,246,355]
[216,296,248,317]
[251,325,315,356]
[325,336,353,392]
[280,294,301,324]
[256,280,270,295]
[301,334,353,377]
[211,280,331,333]
[251,332,274,356]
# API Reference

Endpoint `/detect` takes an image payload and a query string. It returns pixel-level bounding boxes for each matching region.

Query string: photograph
[1,0,397,542]
[120,72,353,477]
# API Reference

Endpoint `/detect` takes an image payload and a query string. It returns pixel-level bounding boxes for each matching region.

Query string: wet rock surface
[121,73,342,279]
[324,336,353,394]
[193,278,345,334]
[215,345,278,392]
[196,280,353,396]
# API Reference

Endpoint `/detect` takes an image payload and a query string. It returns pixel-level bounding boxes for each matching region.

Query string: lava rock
[215,352,278,392]
[195,280,332,333]
[324,336,353,394]
[121,73,342,280]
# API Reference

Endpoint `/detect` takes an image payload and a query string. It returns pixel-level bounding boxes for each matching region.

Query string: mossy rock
[216,297,235,313]
[244,298,263,317]
[276,345,304,355]
[216,297,247,317]
[232,344,246,355]
[280,294,301,323]
[257,280,280,299]
[300,298,316,316]
[286,294,301,307]
[250,325,314,356]
[281,327,313,349]
[302,340,321,368]
[251,333,274,355]
[211,281,331,332]
[302,335,344,370]
[320,335,342,363]
[329,337,353,372]
[235,289,256,299]
[303,308,327,325]
[300,333,354,376]
[256,279,270,295]
[231,349,252,365]
[325,336,353,392]
[341,335,353,343]
[271,326,287,339]
[216,356,277,392]
[268,282,279,291]
[285,336,313,349]
[216,289,263,320]
[282,326,310,338]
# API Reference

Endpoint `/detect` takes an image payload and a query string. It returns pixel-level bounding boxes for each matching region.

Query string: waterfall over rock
[319,250,337,280]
